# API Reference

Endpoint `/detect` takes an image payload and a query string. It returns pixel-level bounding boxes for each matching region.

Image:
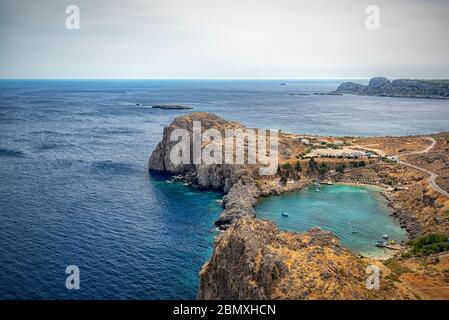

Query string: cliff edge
[148,112,261,228]
[198,218,412,300]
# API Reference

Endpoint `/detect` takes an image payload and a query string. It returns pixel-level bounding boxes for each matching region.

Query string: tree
[336,163,346,173]
[295,161,302,172]
[280,176,288,186]
[318,162,330,175]
[308,158,318,172]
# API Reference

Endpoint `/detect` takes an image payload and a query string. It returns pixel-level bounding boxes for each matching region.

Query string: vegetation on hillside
[408,233,449,256]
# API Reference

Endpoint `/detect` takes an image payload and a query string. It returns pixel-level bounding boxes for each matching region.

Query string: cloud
[0,0,448,78]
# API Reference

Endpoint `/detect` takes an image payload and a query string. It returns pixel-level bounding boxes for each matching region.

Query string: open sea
[1,80,448,299]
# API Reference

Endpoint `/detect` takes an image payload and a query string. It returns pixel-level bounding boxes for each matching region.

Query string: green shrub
[420,243,449,256]
[282,162,293,170]
[409,233,449,256]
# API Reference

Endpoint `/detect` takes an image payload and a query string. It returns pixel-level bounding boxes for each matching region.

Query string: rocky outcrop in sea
[148,112,262,228]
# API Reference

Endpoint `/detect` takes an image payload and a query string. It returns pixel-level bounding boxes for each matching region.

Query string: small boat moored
[375,241,387,248]
[281,212,289,217]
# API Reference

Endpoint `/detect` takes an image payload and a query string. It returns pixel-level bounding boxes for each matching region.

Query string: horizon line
[1,77,448,81]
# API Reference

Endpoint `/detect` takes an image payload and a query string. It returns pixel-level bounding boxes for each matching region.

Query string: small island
[334,77,449,99]
[151,104,193,110]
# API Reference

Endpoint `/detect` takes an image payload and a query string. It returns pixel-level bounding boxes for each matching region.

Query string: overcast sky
[0,0,448,79]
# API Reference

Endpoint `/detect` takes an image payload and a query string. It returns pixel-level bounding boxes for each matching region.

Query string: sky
[0,0,448,79]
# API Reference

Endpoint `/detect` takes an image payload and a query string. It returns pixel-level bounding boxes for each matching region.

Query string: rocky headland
[148,112,449,300]
[334,77,449,99]
[198,218,412,299]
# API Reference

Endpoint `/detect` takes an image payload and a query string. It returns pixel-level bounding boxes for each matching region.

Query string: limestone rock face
[198,218,411,300]
[148,112,246,189]
[148,112,262,227]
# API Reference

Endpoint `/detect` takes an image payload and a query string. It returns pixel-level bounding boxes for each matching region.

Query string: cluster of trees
[308,158,330,175]
[308,159,365,175]
[349,160,366,168]
[278,161,302,185]
[408,233,449,256]
[284,157,368,181]
[336,163,346,173]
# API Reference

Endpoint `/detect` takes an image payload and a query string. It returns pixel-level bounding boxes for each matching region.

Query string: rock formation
[198,218,411,300]
[148,112,261,228]
[334,77,449,99]
[151,105,193,110]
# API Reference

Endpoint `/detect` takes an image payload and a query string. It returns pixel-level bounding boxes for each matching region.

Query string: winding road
[394,138,449,198]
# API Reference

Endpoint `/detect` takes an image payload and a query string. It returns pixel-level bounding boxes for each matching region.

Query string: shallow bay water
[256,184,408,258]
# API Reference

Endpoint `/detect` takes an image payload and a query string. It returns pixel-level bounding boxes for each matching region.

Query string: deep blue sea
[1,80,448,299]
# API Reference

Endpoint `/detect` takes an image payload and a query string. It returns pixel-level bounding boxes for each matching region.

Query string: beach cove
[256,184,408,259]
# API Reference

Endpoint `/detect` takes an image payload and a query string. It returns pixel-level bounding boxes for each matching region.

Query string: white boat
[382,234,389,240]
[375,241,387,248]
[282,212,289,217]
[315,188,319,192]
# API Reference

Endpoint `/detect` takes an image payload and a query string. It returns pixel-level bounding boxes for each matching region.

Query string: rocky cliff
[149,113,447,300]
[335,77,449,99]
[148,112,262,228]
[198,218,412,300]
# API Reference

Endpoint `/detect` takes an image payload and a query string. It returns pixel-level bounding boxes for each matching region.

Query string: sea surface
[1,80,448,299]
[256,184,408,259]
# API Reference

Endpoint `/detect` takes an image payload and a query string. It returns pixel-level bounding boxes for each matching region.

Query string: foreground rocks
[198,218,412,300]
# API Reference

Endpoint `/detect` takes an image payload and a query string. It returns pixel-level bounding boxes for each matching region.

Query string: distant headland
[334,77,449,99]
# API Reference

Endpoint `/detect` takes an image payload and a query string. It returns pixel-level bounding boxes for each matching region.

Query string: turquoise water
[256,185,408,258]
